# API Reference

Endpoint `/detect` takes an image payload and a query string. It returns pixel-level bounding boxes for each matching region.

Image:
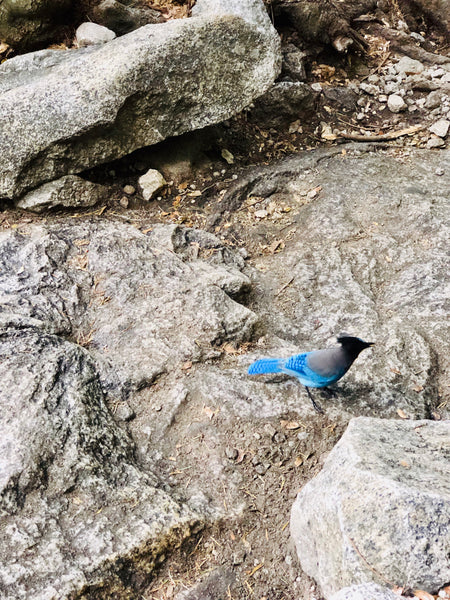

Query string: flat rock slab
[16,175,109,212]
[214,146,450,418]
[290,417,450,598]
[0,0,280,200]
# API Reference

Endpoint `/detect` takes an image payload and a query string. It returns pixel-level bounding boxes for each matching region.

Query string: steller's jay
[248,335,374,413]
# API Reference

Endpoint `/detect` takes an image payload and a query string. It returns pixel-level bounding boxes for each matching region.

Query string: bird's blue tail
[248,358,284,375]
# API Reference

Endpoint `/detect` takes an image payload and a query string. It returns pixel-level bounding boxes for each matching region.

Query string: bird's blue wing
[282,352,337,388]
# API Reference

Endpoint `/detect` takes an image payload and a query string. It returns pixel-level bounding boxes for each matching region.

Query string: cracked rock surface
[214,145,450,419]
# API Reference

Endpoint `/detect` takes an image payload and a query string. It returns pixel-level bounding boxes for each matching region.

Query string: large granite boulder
[290,417,450,598]
[0,0,280,201]
[0,220,258,598]
[0,323,205,600]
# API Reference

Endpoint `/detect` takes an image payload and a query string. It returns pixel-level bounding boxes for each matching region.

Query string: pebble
[429,119,450,138]
[76,22,116,47]
[435,168,445,176]
[123,185,135,195]
[410,32,425,43]
[359,82,379,96]
[387,94,406,113]
[424,90,442,110]
[384,81,400,95]
[264,423,277,438]
[310,83,322,92]
[273,432,286,444]
[427,137,446,149]
[255,463,268,475]
[395,56,424,75]
[431,68,446,78]
[119,196,129,208]
[225,447,238,460]
[254,209,268,219]
[138,168,166,201]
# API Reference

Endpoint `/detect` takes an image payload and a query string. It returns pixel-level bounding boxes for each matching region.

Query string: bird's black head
[337,335,374,358]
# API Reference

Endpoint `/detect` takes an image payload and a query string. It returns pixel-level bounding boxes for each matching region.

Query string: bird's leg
[305,387,324,414]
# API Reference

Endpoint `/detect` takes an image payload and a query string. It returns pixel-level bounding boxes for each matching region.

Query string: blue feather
[247,358,283,375]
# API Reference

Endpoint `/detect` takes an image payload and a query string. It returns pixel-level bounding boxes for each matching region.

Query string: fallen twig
[339,124,424,142]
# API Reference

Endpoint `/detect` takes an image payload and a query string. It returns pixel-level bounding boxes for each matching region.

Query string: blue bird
[248,335,374,413]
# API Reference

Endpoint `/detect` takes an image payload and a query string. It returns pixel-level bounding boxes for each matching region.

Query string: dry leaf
[414,591,435,600]
[294,456,303,467]
[390,367,401,375]
[413,384,424,392]
[392,586,405,596]
[267,239,284,254]
[181,361,192,370]
[236,449,246,464]
[397,408,408,419]
[280,420,303,430]
[399,459,410,468]
[203,406,215,420]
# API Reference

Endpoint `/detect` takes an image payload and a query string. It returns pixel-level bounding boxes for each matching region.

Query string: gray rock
[330,583,403,600]
[75,22,117,47]
[0,0,281,200]
[0,219,260,597]
[291,417,450,598]
[91,0,164,35]
[0,324,204,600]
[427,136,446,148]
[138,169,166,200]
[214,146,450,419]
[429,119,450,138]
[425,90,443,110]
[395,56,425,75]
[0,0,75,51]
[248,81,317,127]
[407,74,440,92]
[359,82,379,96]
[282,43,307,81]
[387,93,406,112]
[16,175,109,212]
[0,221,257,396]
[323,86,358,111]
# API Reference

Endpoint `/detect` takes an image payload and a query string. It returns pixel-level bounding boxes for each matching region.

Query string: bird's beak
[367,342,375,347]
